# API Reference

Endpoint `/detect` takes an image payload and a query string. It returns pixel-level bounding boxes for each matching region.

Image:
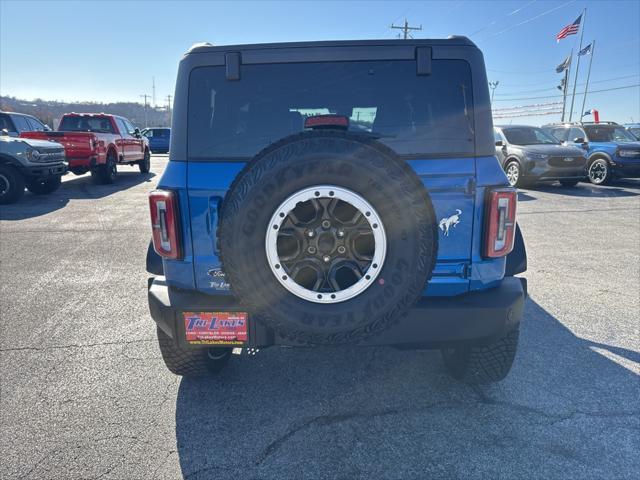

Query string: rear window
[188,60,475,159]
[151,128,170,138]
[59,116,115,134]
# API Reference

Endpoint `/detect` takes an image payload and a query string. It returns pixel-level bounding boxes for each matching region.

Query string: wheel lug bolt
[337,246,346,254]
[308,246,317,254]
[321,220,331,229]
[323,255,331,263]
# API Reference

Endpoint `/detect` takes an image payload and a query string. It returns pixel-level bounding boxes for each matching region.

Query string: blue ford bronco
[146,38,527,384]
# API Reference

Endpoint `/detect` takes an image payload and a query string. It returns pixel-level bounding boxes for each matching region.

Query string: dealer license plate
[183,311,248,345]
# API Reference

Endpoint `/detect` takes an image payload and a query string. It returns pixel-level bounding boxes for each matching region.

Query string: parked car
[146,38,527,385]
[624,123,640,140]
[0,131,67,204]
[21,113,150,184]
[0,111,51,137]
[493,125,587,188]
[142,127,170,153]
[543,122,640,184]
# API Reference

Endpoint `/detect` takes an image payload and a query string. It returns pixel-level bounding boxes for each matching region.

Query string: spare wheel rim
[265,185,387,304]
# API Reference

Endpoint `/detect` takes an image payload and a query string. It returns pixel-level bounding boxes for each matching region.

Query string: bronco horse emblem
[439,209,462,236]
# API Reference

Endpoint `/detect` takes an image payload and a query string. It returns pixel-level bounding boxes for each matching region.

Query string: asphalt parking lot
[1,154,638,479]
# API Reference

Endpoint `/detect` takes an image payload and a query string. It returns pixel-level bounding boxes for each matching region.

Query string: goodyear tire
[218,131,438,345]
[156,328,231,377]
[441,328,519,384]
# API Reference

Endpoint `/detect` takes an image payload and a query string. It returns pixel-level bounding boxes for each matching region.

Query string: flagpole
[568,8,586,122]
[561,49,573,122]
[580,40,596,119]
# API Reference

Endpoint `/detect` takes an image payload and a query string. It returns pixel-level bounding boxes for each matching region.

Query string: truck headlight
[618,149,640,158]
[526,153,549,160]
[26,148,41,161]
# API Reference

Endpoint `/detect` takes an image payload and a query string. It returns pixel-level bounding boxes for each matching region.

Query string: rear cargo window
[188,60,475,159]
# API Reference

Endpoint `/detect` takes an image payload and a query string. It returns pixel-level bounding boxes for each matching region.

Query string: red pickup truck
[21,113,151,184]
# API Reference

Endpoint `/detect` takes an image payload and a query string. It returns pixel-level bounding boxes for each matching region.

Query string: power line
[494,74,640,96]
[469,0,538,37]
[492,83,640,102]
[478,0,577,42]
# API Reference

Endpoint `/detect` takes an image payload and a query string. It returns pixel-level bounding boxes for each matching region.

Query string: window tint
[502,127,559,145]
[115,118,128,135]
[123,119,136,133]
[60,116,115,133]
[0,113,16,132]
[26,116,46,131]
[12,115,31,133]
[188,60,475,159]
[494,130,503,143]
[153,128,170,138]
[584,125,636,143]
[545,127,567,142]
[568,128,585,142]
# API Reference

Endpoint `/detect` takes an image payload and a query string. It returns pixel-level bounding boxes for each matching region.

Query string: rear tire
[0,164,25,205]
[26,175,62,195]
[156,327,231,377]
[96,151,117,184]
[441,328,519,384]
[139,149,151,173]
[559,179,579,187]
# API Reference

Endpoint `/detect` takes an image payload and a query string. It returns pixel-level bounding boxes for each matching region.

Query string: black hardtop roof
[186,37,476,54]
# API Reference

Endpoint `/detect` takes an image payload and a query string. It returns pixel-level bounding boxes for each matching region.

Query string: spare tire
[218,131,438,344]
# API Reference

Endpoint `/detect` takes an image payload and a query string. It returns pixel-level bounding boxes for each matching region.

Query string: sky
[0,0,639,125]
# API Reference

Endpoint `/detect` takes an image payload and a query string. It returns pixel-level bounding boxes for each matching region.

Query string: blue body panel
[158,155,510,298]
[144,128,171,153]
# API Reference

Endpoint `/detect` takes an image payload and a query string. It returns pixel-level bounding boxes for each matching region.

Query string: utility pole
[390,18,422,40]
[165,94,172,126]
[489,81,500,103]
[140,93,150,128]
[152,76,156,107]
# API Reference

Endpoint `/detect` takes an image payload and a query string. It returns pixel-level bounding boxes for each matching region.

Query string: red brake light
[149,190,182,260]
[483,188,517,258]
[304,114,349,130]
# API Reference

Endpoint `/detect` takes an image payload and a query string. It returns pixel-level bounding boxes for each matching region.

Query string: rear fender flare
[146,240,164,275]
[505,223,526,276]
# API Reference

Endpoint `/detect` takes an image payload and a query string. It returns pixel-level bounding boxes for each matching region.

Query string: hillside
[0,96,171,128]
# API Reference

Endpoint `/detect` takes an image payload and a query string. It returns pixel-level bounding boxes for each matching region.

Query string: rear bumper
[148,276,526,349]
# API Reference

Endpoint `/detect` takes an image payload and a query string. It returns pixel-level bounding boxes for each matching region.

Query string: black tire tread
[156,327,230,377]
[442,328,519,384]
[26,175,61,195]
[0,163,25,204]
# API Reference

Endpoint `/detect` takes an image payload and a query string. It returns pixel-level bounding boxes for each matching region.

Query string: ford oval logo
[563,157,573,162]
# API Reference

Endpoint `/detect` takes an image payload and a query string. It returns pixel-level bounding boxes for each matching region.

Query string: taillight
[149,190,182,260]
[483,188,517,258]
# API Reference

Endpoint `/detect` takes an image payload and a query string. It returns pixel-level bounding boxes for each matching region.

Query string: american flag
[556,14,582,42]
